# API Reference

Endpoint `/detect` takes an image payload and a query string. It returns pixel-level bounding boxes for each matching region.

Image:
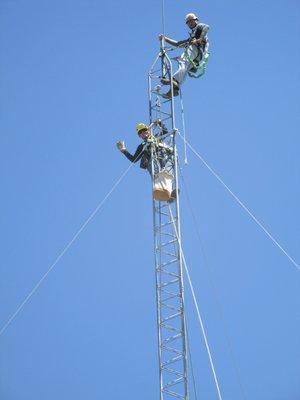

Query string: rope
[169,206,224,400]
[179,90,188,165]
[186,315,199,400]
[178,132,300,271]
[0,161,135,337]
[179,164,248,400]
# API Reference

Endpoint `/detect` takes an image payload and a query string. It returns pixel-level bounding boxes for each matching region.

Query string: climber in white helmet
[159,13,209,98]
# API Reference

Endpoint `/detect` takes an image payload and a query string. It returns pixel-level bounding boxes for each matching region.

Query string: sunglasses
[138,130,149,137]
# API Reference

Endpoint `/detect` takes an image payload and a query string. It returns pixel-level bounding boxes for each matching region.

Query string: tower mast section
[148,41,189,399]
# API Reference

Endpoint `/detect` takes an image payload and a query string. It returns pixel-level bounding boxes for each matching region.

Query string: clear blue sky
[1,1,299,399]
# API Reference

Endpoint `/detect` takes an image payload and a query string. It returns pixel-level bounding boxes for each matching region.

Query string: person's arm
[198,23,209,40]
[120,143,144,163]
[158,142,173,152]
[193,23,209,45]
[159,34,189,47]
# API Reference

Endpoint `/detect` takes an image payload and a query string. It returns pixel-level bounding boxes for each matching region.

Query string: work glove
[116,141,126,151]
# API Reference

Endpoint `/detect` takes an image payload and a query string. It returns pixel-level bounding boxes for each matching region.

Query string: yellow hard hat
[136,123,149,134]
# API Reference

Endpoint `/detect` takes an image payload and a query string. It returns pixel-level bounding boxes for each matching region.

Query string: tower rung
[160,294,180,303]
[160,324,182,334]
[157,239,178,249]
[161,354,184,367]
[162,388,186,399]
[160,288,180,298]
[158,269,179,279]
[164,377,185,389]
[160,302,181,312]
[160,251,177,259]
[160,202,171,210]
[160,249,177,258]
[162,366,184,378]
[159,258,178,268]
[159,232,176,239]
[149,109,173,120]
[161,311,182,323]
[158,278,179,288]
[149,109,173,118]
[161,345,183,356]
[162,333,183,345]
[155,220,176,230]
[158,210,172,217]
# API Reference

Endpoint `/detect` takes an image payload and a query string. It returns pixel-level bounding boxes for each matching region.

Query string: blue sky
[0,1,299,399]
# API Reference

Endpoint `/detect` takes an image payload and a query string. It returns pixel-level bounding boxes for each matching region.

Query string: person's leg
[173,45,199,86]
[173,58,189,86]
[162,45,199,98]
[147,155,160,177]
[163,154,174,177]
[162,153,178,203]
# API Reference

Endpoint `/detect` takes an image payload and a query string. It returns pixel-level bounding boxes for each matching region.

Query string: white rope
[179,90,188,165]
[185,316,199,400]
[0,162,135,337]
[169,206,224,400]
[179,164,248,400]
[178,132,300,271]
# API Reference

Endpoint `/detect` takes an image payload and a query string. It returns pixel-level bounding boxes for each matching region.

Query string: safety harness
[185,23,210,79]
[185,49,210,78]
[143,135,173,174]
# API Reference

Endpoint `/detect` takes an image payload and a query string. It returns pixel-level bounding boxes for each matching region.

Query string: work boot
[168,189,180,203]
[161,78,171,85]
[162,87,180,99]
[161,78,179,89]
[162,80,180,98]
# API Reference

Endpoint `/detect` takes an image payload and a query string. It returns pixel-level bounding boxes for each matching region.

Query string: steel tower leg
[148,47,189,400]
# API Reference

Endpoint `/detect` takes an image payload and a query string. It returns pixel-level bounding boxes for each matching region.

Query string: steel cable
[0,161,135,337]
[178,132,300,271]
[179,164,248,400]
[169,206,224,400]
[185,314,199,400]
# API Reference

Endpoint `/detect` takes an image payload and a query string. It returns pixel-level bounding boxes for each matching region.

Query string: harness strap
[183,47,210,79]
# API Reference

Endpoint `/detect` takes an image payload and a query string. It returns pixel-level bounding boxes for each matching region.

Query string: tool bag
[153,171,173,201]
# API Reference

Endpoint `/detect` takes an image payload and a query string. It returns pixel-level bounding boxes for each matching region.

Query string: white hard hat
[185,13,198,23]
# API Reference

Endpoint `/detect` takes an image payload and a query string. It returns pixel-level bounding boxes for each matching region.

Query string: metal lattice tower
[148,44,189,399]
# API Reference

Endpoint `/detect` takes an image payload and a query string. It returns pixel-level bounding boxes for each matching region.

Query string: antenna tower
[148,40,189,399]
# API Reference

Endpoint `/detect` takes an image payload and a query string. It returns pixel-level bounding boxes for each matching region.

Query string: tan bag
[153,171,173,201]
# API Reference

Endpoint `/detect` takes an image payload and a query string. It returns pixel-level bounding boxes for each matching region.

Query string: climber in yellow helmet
[116,121,176,201]
[117,121,169,174]
[117,123,152,171]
